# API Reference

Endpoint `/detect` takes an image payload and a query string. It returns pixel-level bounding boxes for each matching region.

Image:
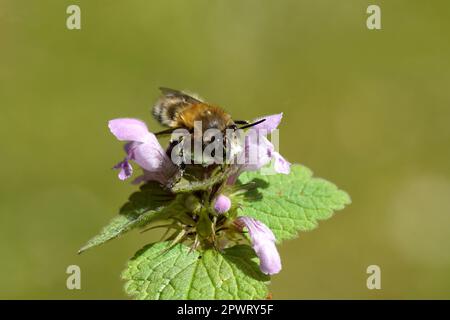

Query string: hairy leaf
[122,242,270,300]
[78,182,177,253]
[237,164,351,241]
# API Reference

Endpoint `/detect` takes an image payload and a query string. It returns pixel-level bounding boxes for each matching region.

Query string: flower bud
[213,194,231,214]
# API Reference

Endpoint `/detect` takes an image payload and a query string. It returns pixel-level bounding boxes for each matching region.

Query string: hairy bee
[153,87,262,133]
[152,87,264,168]
[153,88,234,133]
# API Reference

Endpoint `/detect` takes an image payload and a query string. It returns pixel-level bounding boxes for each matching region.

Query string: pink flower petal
[131,166,178,185]
[235,216,281,275]
[237,134,273,171]
[113,159,133,180]
[273,152,291,174]
[132,135,169,171]
[251,113,283,134]
[108,118,150,143]
[255,240,282,275]
[109,118,179,184]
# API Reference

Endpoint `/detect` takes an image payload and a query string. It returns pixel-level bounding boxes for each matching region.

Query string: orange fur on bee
[178,103,232,130]
[152,88,234,131]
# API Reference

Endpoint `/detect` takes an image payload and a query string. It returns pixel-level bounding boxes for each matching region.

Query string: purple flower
[235,216,282,275]
[272,151,290,174]
[213,194,231,214]
[113,158,133,181]
[228,113,290,183]
[108,118,178,184]
[240,134,274,171]
[251,113,283,134]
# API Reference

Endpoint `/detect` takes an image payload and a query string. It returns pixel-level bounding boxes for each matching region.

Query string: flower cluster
[109,113,290,275]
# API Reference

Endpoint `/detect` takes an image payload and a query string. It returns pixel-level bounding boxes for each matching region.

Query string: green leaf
[78,182,177,254]
[122,242,270,300]
[237,164,351,241]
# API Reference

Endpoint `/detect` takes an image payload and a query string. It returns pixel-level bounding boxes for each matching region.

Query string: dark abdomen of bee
[152,96,187,126]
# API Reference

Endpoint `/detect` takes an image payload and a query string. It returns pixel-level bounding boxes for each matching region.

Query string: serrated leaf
[237,164,351,241]
[78,182,177,253]
[122,242,270,300]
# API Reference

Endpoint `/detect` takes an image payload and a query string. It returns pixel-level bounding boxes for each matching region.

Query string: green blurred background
[1,0,449,299]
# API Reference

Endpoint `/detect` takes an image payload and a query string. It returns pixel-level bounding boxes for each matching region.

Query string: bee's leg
[155,127,180,136]
[165,139,177,157]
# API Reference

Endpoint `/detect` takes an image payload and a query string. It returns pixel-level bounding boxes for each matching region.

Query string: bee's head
[202,109,231,129]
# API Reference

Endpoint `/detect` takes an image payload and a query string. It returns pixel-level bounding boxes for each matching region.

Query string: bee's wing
[153,87,205,127]
[159,87,204,104]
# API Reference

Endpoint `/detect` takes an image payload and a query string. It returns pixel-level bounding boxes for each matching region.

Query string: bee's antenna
[237,119,266,130]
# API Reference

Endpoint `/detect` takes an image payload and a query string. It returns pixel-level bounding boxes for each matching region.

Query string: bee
[152,87,264,166]
[153,87,263,134]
